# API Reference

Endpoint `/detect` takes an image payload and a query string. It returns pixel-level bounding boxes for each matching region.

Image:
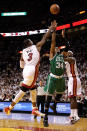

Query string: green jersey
[50,53,65,76]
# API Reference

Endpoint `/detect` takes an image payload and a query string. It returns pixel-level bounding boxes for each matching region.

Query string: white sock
[9,105,13,110]
[70,109,74,117]
[74,109,78,117]
[32,107,37,109]
[13,90,25,104]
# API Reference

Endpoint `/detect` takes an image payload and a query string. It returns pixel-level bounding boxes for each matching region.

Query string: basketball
[50,4,60,15]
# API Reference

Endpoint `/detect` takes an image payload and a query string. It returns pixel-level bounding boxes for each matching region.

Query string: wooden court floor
[0,112,87,131]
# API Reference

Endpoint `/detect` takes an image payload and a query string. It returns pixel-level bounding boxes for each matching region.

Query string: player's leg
[43,95,52,127]
[50,94,62,114]
[33,95,40,119]
[30,88,45,117]
[43,75,55,126]
[36,96,41,110]
[22,66,45,116]
[69,96,80,124]
[4,66,33,115]
[4,86,28,115]
[50,77,65,114]
[41,95,45,114]
[73,77,82,121]
[67,77,80,124]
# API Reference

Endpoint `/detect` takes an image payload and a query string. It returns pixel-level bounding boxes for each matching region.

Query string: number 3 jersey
[50,53,65,76]
[22,45,40,66]
[22,45,40,87]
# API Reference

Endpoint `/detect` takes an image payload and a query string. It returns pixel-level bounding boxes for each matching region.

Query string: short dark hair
[23,39,33,48]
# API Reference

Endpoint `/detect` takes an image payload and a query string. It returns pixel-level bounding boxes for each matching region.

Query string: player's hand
[49,20,57,31]
[62,28,65,38]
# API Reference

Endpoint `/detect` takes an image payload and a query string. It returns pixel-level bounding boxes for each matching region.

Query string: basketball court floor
[0,112,87,131]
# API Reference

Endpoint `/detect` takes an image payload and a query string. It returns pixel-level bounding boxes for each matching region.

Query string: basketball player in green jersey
[43,24,66,127]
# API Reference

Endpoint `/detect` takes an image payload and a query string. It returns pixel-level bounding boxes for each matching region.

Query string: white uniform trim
[50,73,63,79]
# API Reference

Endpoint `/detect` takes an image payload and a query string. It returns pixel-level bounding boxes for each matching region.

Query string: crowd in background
[0,31,87,103]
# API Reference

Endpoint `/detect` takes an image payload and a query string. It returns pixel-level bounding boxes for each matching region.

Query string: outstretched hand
[62,28,65,38]
[49,20,57,31]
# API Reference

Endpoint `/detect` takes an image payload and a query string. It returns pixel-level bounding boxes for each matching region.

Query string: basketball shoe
[4,107,11,115]
[43,115,49,127]
[32,107,45,117]
[65,116,80,124]
[74,116,80,122]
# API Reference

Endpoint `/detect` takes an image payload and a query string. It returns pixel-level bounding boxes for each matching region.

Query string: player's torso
[65,60,78,77]
[50,53,65,76]
[23,45,40,66]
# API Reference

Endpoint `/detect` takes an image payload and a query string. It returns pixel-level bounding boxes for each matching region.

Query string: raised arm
[36,20,57,52]
[62,29,65,38]
[64,57,75,64]
[49,31,56,59]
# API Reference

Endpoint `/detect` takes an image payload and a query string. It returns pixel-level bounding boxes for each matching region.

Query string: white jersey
[23,45,40,66]
[65,59,78,78]
[65,57,82,97]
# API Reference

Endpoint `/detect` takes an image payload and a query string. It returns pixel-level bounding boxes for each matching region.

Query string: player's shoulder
[70,56,75,61]
[68,56,76,64]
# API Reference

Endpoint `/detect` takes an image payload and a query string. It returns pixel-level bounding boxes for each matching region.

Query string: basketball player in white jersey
[4,21,57,116]
[63,50,82,124]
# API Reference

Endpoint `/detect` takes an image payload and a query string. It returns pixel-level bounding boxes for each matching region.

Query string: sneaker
[32,107,45,117]
[65,116,80,125]
[43,116,49,127]
[4,107,11,115]
[74,116,80,122]
[65,117,74,124]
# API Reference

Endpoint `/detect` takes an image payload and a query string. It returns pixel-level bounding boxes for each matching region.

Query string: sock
[9,90,25,110]
[74,109,78,117]
[32,107,37,109]
[13,90,25,104]
[70,109,74,117]
[9,105,14,110]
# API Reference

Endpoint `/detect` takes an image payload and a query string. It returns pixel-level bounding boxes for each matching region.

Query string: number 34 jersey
[23,45,40,66]
[50,53,65,76]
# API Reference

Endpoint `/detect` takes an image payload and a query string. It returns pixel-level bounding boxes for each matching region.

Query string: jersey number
[28,53,33,61]
[56,62,64,69]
